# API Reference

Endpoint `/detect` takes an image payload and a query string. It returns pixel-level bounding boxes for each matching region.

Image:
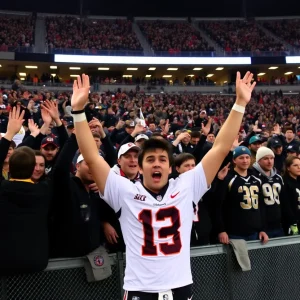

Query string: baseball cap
[233,146,251,159]
[41,136,59,148]
[125,120,135,128]
[135,134,149,142]
[287,144,299,153]
[77,154,84,164]
[200,110,207,115]
[118,143,140,159]
[270,138,282,148]
[249,135,263,145]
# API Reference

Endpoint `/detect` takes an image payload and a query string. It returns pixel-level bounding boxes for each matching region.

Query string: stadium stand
[199,20,287,52]
[0,14,34,51]
[46,16,142,53]
[138,20,214,54]
[262,19,300,48]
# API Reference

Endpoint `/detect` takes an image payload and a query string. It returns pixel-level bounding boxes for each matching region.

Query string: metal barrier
[1,237,300,300]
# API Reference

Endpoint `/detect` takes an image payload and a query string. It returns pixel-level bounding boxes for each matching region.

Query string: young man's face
[176,159,195,174]
[139,149,171,193]
[258,155,274,172]
[233,154,250,171]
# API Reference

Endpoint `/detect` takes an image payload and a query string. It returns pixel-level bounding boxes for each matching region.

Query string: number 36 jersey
[100,163,209,293]
[215,171,265,236]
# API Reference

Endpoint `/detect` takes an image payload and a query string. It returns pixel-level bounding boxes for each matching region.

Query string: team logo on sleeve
[134,194,146,201]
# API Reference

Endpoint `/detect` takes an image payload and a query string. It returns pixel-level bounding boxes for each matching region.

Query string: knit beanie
[256,146,275,162]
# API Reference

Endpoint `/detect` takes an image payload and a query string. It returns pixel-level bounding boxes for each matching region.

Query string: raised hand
[71,74,90,110]
[89,117,106,138]
[41,100,60,122]
[5,106,25,140]
[28,119,40,137]
[201,117,212,136]
[235,71,256,106]
[231,136,243,151]
[217,162,230,180]
[41,107,52,125]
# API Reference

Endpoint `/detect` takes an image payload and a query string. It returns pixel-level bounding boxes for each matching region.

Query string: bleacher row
[0,14,300,54]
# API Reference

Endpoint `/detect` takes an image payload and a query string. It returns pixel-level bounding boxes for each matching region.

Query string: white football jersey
[100,162,209,292]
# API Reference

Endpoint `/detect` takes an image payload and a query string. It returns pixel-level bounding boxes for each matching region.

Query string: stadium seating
[138,20,214,54]
[262,19,300,48]
[0,14,34,51]
[199,20,286,52]
[46,17,142,52]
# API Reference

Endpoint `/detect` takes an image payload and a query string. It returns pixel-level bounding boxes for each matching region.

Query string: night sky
[0,0,299,17]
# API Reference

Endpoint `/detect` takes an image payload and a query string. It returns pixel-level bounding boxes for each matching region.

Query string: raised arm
[201,71,256,186]
[71,74,110,194]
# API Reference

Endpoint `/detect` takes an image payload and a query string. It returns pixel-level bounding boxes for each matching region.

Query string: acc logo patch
[93,255,104,267]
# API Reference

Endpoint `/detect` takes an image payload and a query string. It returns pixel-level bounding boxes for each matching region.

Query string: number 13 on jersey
[138,206,182,256]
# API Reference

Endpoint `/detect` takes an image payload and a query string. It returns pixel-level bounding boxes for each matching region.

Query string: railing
[1,236,300,300]
[48,48,144,56]
[0,46,34,53]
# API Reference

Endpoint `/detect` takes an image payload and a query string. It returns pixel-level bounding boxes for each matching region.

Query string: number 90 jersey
[100,163,209,293]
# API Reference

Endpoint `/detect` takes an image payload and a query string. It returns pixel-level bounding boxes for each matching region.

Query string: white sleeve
[99,169,134,212]
[179,162,210,204]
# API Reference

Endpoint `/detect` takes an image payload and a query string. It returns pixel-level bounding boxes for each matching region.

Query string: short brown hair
[9,146,35,179]
[92,132,101,139]
[174,153,196,168]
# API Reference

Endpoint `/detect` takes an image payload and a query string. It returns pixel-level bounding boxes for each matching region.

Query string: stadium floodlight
[70,75,79,77]
[284,72,293,75]
[0,65,2,67]
[163,75,172,78]
[257,73,266,76]
[51,74,56,77]
[268,66,278,69]
[69,67,81,70]
[25,66,38,69]
[167,68,178,70]
[122,75,132,77]
[98,67,110,70]
[206,74,214,77]
[188,74,194,77]
[193,68,203,70]
[127,68,138,70]
[50,66,57,69]
[20,78,25,80]
[145,75,151,77]
[19,73,26,76]
[148,67,156,70]
[54,55,251,65]
[215,67,224,70]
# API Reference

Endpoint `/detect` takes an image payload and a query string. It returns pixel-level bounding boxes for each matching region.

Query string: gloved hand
[289,224,299,235]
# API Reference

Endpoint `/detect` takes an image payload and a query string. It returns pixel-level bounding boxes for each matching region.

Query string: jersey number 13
[138,206,182,256]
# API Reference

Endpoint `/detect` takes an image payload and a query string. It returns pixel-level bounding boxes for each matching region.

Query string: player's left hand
[235,71,256,107]
[259,231,269,244]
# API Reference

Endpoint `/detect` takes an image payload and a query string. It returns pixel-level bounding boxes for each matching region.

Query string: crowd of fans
[199,20,287,52]
[0,14,34,51]
[1,13,300,55]
[46,17,142,52]
[138,21,214,53]
[1,78,300,279]
[262,19,300,48]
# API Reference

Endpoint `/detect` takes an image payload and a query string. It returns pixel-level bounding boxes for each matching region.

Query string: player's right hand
[218,232,229,244]
[71,74,90,111]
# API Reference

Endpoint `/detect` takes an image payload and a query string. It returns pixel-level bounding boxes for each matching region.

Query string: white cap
[256,146,275,162]
[77,154,84,164]
[200,110,207,115]
[118,143,140,159]
[135,134,149,142]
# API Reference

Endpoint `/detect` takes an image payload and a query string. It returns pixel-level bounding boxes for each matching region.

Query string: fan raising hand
[235,71,256,107]
[71,74,90,111]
